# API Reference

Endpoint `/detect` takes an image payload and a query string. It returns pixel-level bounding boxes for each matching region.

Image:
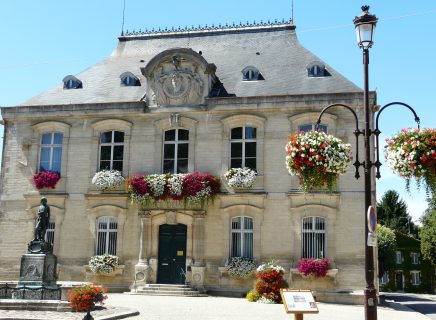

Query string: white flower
[92,170,125,191]
[225,167,257,189]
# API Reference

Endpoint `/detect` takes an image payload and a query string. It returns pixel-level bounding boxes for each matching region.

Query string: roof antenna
[291,0,294,23]
[121,0,126,36]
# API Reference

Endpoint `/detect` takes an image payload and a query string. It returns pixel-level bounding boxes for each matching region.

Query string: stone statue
[35,197,50,241]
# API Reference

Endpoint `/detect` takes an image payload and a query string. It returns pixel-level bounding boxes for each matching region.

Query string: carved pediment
[141,48,216,107]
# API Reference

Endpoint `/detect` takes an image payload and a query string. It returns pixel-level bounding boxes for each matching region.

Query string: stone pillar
[132,210,152,291]
[191,211,206,291]
[192,211,206,266]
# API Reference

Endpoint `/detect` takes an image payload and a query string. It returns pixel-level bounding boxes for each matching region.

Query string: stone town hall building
[0,20,375,295]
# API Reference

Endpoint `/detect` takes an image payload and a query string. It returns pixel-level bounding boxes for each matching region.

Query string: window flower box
[91,170,125,192]
[127,172,220,205]
[224,167,257,190]
[32,171,61,190]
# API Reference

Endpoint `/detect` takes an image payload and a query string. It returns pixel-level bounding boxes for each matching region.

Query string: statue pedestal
[14,253,60,300]
[18,254,57,287]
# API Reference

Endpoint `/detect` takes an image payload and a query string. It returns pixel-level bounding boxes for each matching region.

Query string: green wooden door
[157,224,187,284]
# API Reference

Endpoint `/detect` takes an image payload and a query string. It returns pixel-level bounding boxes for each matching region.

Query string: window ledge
[290,268,338,284]
[84,265,125,278]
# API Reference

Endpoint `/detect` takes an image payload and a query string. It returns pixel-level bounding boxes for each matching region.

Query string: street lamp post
[316,6,421,320]
[354,6,378,320]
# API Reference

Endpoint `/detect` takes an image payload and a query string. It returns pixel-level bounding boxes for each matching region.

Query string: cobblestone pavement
[0,293,430,320]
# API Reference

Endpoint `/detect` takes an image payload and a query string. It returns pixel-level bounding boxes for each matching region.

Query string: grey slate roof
[21,23,361,106]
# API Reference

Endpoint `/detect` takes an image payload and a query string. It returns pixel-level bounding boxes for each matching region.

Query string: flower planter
[84,265,124,280]
[289,268,338,289]
[385,128,436,193]
[285,131,352,192]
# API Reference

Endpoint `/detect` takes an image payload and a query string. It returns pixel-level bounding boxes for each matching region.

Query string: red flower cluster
[127,174,151,196]
[127,172,220,203]
[385,128,436,193]
[68,283,107,312]
[182,172,220,198]
[297,258,330,278]
[32,171,61,190]
[255,269,288,303]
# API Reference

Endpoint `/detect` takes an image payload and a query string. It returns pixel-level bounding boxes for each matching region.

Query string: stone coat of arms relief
[149,55,205,106]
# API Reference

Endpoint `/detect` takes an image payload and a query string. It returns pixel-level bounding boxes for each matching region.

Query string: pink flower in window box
[32,171,61,190]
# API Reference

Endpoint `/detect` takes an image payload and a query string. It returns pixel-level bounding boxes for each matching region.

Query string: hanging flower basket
[297,258,330,278]
[127,172,220,205]
[285,131,352,192]
[91,170,125,191]
[225,167,257,189]
[32,171,61,189]
[385,128,436,193]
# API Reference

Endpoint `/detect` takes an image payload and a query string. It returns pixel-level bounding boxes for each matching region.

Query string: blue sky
[0,1,435,222]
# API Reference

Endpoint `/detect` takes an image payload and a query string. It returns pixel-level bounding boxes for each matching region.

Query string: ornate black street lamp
[317,6,420,320]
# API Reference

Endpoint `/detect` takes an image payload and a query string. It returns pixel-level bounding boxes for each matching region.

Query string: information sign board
[367,232,377,247]
[280,289,319,314]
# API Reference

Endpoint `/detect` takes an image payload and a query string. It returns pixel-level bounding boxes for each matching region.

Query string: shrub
[89,254,119,274]
[246,289,260,302]
[68,283,107,312]
[32,171,60,189]
[225,257,257,278]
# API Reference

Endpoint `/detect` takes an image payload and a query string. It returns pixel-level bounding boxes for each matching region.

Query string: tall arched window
[99,131,124,171]
[231,216,253,259]
[96,216,118,255]
[230,127,256,170]
[163,129,189,173]
[40,132,63,172]
[298,124,328,133]
[302,217,326,259]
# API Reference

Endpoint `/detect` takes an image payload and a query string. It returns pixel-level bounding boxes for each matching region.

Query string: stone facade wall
[0,92,374,292]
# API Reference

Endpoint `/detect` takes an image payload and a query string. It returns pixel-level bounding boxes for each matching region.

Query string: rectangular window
[230,127,257,170]
[411,271,421,286]
[380,272,389,285]
[163,129,189,174]
[231,217,253,259]
[99,131,124,171]
[396,251,403,264]
[40,132,63,172]
[96,216,118,255]
[45,220,55,245]
[302,217,326,259]
[411,252,419,265]
[298,124,328,133]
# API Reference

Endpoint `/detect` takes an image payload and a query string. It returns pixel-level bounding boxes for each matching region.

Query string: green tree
[377,224,396,277]
[377,190,416,234]
[420,209,436,265]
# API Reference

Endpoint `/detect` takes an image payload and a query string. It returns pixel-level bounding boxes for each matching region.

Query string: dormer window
[63,75,82,89]
[307,62,331,77]
[120,72,141,87]
[242,66,264,81]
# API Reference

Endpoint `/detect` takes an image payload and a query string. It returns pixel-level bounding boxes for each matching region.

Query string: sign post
[280,289,319,320]
[367,206,377,247]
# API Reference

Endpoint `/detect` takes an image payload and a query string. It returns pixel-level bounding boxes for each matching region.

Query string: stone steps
[131,284,205,297]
